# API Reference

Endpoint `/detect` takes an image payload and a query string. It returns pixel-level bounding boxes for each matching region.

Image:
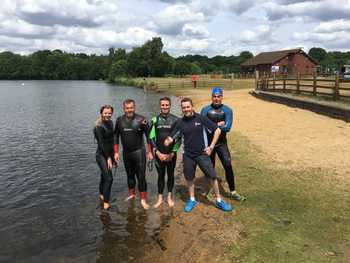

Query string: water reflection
[0,80,182,262]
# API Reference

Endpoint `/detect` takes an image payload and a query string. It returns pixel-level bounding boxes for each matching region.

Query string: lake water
[0,80,182,262]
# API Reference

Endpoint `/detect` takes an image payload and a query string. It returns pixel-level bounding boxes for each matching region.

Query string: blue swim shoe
[185,199,197,212]
[215,200,232,211]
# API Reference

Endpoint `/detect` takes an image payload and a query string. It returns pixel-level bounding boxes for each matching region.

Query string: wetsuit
[200,104,235,192]
[95,120,114,204]
[150,114,181,195]
[113,114,152,199]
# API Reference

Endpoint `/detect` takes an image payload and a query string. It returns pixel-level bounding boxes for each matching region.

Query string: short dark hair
[123,99,135,107]
[181,97,193,106]
[159,97,171,104]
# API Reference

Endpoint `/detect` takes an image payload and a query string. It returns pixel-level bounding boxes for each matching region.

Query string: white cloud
[151,5,207,35]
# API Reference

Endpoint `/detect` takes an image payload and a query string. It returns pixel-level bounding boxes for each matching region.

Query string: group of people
[92,87,245,212]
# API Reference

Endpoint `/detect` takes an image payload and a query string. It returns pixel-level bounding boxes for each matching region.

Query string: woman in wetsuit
[93,105,115,211]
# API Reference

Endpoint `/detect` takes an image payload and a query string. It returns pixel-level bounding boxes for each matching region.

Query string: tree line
[1,37,349,81]
[308,47,350,71]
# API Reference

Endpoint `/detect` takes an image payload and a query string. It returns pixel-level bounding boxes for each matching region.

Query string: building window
[306,65,309,68]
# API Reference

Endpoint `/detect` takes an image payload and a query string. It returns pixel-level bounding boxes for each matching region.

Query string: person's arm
[205,127,221,155]
[113,120,120,163]
[142,117,154,162]
[220,106,233,132]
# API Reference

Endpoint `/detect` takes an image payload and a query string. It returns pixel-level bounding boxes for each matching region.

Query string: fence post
[231,73,234,90]
[203,81,205,89]
[169,83,170,90]
[182,82,184,89]
[283,72,286,93]
[273,73,275,91]
[156,83,158,91]
[255,71,259,90]
[334,72,339,101]
[297,72,300,94]
[313,71,317,96]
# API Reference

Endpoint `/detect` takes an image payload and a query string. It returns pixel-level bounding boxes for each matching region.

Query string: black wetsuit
[95,120,114,203]
[201,104,235,192]
[150,114,181,194]
[114,114,151,197]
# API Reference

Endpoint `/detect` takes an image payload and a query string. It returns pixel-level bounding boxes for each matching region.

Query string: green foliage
[308,47,327,63]
[2,44,350,81]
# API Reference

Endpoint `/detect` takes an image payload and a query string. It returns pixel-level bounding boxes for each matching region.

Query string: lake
[0,80,182,262]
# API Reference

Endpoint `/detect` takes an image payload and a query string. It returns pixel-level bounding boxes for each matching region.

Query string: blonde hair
[92,105,114,134]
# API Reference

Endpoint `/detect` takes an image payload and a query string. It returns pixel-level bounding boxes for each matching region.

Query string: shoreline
[145,87,350,262]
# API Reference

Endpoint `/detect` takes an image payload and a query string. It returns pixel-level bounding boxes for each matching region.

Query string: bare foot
[125,195,135,201]
[141,199,150,210]
[167,198,175,207]
[153,199,163,208]
[103,202,109,210]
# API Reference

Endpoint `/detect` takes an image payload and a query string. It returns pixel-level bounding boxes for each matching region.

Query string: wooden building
[241,48,318,77]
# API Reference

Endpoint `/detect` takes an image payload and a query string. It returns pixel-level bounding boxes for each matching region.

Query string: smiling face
[160,99,171,116]
[181,101,194,118]
[123,101,135,120]
[101,108,112,122]
[212,94,223,107]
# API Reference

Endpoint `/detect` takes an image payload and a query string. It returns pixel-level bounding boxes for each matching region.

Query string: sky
[1,0,350,58]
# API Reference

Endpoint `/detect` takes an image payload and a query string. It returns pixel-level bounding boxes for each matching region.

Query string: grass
[132,75,256,93]
[221,132,350,262]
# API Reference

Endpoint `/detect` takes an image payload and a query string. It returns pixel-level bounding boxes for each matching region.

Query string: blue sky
[1,0,349,57]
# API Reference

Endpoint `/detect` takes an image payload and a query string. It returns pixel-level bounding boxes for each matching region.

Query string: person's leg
[96,152,113,210]
[166,154,177,206]
[183,155,197,212]
[134,148,149,209]
[123,151,136,201]
[99,173,104,201]
[216,143,235,192]
[154,155,166,208]
[217,143,245,201]
[187,179,195,199]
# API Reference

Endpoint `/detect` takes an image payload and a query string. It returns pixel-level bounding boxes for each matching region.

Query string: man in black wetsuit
[150,97,181,208]
[201,87,245,201]
[113,99,154,209]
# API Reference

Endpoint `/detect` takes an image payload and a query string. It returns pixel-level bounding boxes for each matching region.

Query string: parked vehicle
[339,69,350,82]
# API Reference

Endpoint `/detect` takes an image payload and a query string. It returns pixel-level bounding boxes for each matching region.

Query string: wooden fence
[257,71,350,101]
[146,81,231,91]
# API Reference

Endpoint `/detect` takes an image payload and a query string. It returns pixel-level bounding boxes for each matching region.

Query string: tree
[308,47,327,63]
[239,51,254,60]
[173,60,192,76]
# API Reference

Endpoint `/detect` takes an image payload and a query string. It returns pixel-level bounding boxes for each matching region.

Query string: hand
[114,153,120,163]
[164,136,173,147]
[107,158,113,170]
[148,152,154,162]
[217,121,225,127]
[156,151,167,162]
[164,152,174,162]
[204,147,213,156]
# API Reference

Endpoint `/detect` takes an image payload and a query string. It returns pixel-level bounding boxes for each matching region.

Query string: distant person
[201,87,246,201]
[150,97,182,208]
[113,99,153,209]
[164,97,232,212]
[93,105,115,211]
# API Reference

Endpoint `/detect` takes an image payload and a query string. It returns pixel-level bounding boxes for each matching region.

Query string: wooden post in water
[334,71,339,101]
